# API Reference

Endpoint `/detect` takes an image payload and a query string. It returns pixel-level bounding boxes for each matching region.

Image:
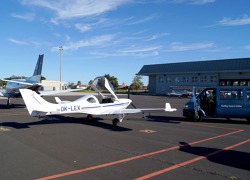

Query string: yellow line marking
[0,127,10,132]
[139,129,157,133]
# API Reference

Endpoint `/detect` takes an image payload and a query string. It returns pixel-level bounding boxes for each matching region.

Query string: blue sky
[1,0,250,85]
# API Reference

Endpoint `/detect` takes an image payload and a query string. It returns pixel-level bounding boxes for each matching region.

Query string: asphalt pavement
[0,94,249,180]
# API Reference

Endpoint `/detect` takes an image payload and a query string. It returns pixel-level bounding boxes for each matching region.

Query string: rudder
[20,89,50,116]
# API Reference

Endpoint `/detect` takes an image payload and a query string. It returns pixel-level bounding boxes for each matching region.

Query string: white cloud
[128,14,159,25]
[11,12,35,21]
[118,46,161,53]
[166,42,214,52]
[145,33,169,41]
[50,34,115,51]
[245,45,250,50]
[168,0,215,5]
[8,38,51,47]
[75,23,92,32]
[8,38,28,45]
[218,15,250,26]
[189,0,216,4]
[21,0,131,21]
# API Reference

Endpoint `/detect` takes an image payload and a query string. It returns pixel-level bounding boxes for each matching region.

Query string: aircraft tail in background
[33,54,44,76]
[27,54,44,83]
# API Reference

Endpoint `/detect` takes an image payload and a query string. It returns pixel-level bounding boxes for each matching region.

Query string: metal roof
[137,58,250,75]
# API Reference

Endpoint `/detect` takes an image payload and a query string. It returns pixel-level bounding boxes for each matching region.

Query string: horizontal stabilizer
[165,103,177,112]
[54,97,71,104]
[106,103,176,114]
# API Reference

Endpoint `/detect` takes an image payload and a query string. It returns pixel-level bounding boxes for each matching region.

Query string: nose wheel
[86,114,93,121]
[112,114,125,126]
[112,118,119,126]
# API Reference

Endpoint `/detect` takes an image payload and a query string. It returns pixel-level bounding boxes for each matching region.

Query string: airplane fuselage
[61,99,131,114]
[5,80,40,98]
[37,96,132,116]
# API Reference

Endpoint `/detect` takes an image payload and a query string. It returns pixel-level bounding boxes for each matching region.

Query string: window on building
[159,77,164,83]
[174,77,180,83]
[166,77,171,83]
[226,81,232,86]
[220,81,225,86]
[247,90,250,100]
[240,81,246,86]
[233,81,239,86]
[210,76,217,83]
[182,76,189,83]
[191,76,198,83]
[200,76,207,83]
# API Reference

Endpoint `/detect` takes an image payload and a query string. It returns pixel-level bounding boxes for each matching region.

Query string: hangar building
[137,58,250,95]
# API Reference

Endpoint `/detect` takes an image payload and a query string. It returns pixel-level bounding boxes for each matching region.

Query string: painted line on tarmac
[134,138,250,180]
[183,122,243,131]
[35,124,244,180]
[0,126,10,132]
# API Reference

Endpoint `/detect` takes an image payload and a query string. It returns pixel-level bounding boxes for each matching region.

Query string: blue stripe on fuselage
[81,102,129,110]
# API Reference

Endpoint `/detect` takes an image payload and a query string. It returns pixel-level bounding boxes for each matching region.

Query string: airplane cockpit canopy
[90,76,119,103]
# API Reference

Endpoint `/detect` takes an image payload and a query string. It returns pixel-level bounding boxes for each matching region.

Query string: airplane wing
[38,88,82,96]
[0,79,38,86]
[105,103,177,114]
[0,91,11,98]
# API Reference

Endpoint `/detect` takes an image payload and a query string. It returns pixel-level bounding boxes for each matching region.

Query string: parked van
[183,86,250,121]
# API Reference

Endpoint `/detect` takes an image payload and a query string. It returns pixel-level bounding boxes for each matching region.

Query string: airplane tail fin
[33,54,44,76]
[165,103,177,112]
[25,54,44,83]
[20,89,51,116]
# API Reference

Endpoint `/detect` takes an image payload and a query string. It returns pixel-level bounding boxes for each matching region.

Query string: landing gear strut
[7,98,10,106]
[112,114,125,126]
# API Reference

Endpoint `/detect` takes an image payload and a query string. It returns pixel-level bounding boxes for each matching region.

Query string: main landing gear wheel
[112,118,119,126]
[86,114,93,122]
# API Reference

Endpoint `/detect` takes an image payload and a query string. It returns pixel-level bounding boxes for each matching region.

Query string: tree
[104,74,119,89]
[130,75,144,90]
[0,80,4,87]
[77,81,81,85]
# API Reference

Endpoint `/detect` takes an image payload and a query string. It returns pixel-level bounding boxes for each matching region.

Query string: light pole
[59,46,63,90]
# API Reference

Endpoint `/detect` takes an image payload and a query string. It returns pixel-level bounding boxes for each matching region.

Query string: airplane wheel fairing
[113,118,119,126]
[86,114,93,121]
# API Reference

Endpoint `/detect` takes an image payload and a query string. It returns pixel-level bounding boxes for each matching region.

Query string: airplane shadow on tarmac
[0,116,132,132]
[179,142,250,171]
[145,115,182,124]
[0,103,25,109]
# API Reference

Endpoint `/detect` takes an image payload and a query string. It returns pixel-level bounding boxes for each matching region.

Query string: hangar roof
[137,58,250,75]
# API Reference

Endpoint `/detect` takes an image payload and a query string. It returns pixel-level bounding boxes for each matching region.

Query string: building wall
[149,73,219,94]
[219,72,250,79]
[148,75,156,94]
[148,71,250,94]
[41,80,65,91]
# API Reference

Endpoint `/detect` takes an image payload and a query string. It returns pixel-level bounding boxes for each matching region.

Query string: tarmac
[0,94,249,180]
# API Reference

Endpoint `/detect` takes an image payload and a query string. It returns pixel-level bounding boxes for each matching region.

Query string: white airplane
[0,54,44,105]
[0,54,81,106]
[20,76,177,126]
